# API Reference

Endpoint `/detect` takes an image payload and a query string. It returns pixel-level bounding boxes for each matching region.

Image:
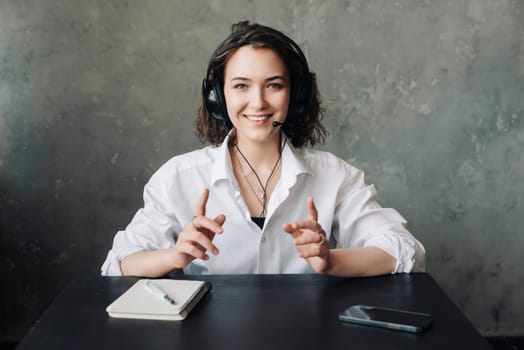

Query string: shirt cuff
[100,247,145,276]
[364,232,425,273]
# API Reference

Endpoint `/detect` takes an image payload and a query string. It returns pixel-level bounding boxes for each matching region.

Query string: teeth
[246,115,269,121]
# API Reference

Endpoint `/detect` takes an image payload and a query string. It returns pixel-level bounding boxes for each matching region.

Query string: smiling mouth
[244,114,272,122]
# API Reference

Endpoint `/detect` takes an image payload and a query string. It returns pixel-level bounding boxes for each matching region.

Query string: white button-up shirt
[101,135,425,276]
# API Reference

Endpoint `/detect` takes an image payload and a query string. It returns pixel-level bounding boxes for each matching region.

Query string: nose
[249,87,267,110]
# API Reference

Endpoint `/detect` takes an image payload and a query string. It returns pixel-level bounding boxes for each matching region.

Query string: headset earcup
[291,72,315,117]
[203,78,228,121]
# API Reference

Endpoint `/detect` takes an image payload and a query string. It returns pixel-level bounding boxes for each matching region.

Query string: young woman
[101,21,425,277]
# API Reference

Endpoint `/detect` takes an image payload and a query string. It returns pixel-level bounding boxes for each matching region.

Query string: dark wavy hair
[195,21,327,148]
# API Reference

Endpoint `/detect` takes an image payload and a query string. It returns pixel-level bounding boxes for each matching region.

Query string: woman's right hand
[170,188,226,269]
[120,188,225,277]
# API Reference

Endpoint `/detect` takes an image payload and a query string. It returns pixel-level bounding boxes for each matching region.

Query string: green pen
[145,280,176,305]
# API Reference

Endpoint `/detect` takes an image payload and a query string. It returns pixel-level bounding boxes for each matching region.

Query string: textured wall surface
[1,0,523,341]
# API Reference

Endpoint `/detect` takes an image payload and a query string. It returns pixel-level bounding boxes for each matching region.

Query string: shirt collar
[280,137,313,187]
[210,132,234,186]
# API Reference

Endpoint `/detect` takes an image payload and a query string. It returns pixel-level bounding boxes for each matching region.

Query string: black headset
[202,28,316,126]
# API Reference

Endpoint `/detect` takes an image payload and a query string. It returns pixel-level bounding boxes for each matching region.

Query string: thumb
[214,214,226,227]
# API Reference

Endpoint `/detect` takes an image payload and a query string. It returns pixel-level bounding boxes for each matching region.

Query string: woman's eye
[268,83,283,89]
[234,83,248,90]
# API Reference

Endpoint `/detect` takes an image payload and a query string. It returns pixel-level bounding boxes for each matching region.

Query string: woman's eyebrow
[230,77,250,82]
[229,75,287,82]
[266,75,287,82]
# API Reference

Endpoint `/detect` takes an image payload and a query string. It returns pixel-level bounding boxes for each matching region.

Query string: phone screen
[339,304,432,333]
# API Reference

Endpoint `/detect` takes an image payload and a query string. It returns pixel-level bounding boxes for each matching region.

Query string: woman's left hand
[282,196,331,274]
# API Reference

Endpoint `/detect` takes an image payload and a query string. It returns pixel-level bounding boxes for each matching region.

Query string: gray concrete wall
[1,0,523,341]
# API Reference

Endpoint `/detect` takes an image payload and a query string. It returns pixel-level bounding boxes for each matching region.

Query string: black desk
[16,274,491,350]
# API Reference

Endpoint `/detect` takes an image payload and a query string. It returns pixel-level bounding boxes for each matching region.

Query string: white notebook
[106,279,212,321]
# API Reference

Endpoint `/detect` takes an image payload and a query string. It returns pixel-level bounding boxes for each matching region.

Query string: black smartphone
[339,304,432,333]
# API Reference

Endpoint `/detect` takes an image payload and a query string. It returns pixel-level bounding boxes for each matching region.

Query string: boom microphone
[272,121,284,127]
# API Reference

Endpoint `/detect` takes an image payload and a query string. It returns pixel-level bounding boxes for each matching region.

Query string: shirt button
[261,237,266,244]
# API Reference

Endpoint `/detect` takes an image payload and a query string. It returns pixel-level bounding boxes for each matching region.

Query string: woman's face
[223,45,290,146]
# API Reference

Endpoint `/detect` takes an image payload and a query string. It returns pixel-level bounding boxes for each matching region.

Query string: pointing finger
[307,196,318,222]
[195,188,209,217]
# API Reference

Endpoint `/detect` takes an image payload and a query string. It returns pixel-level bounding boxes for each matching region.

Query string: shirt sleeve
[333,166,426,273]
[100,172,182,276]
